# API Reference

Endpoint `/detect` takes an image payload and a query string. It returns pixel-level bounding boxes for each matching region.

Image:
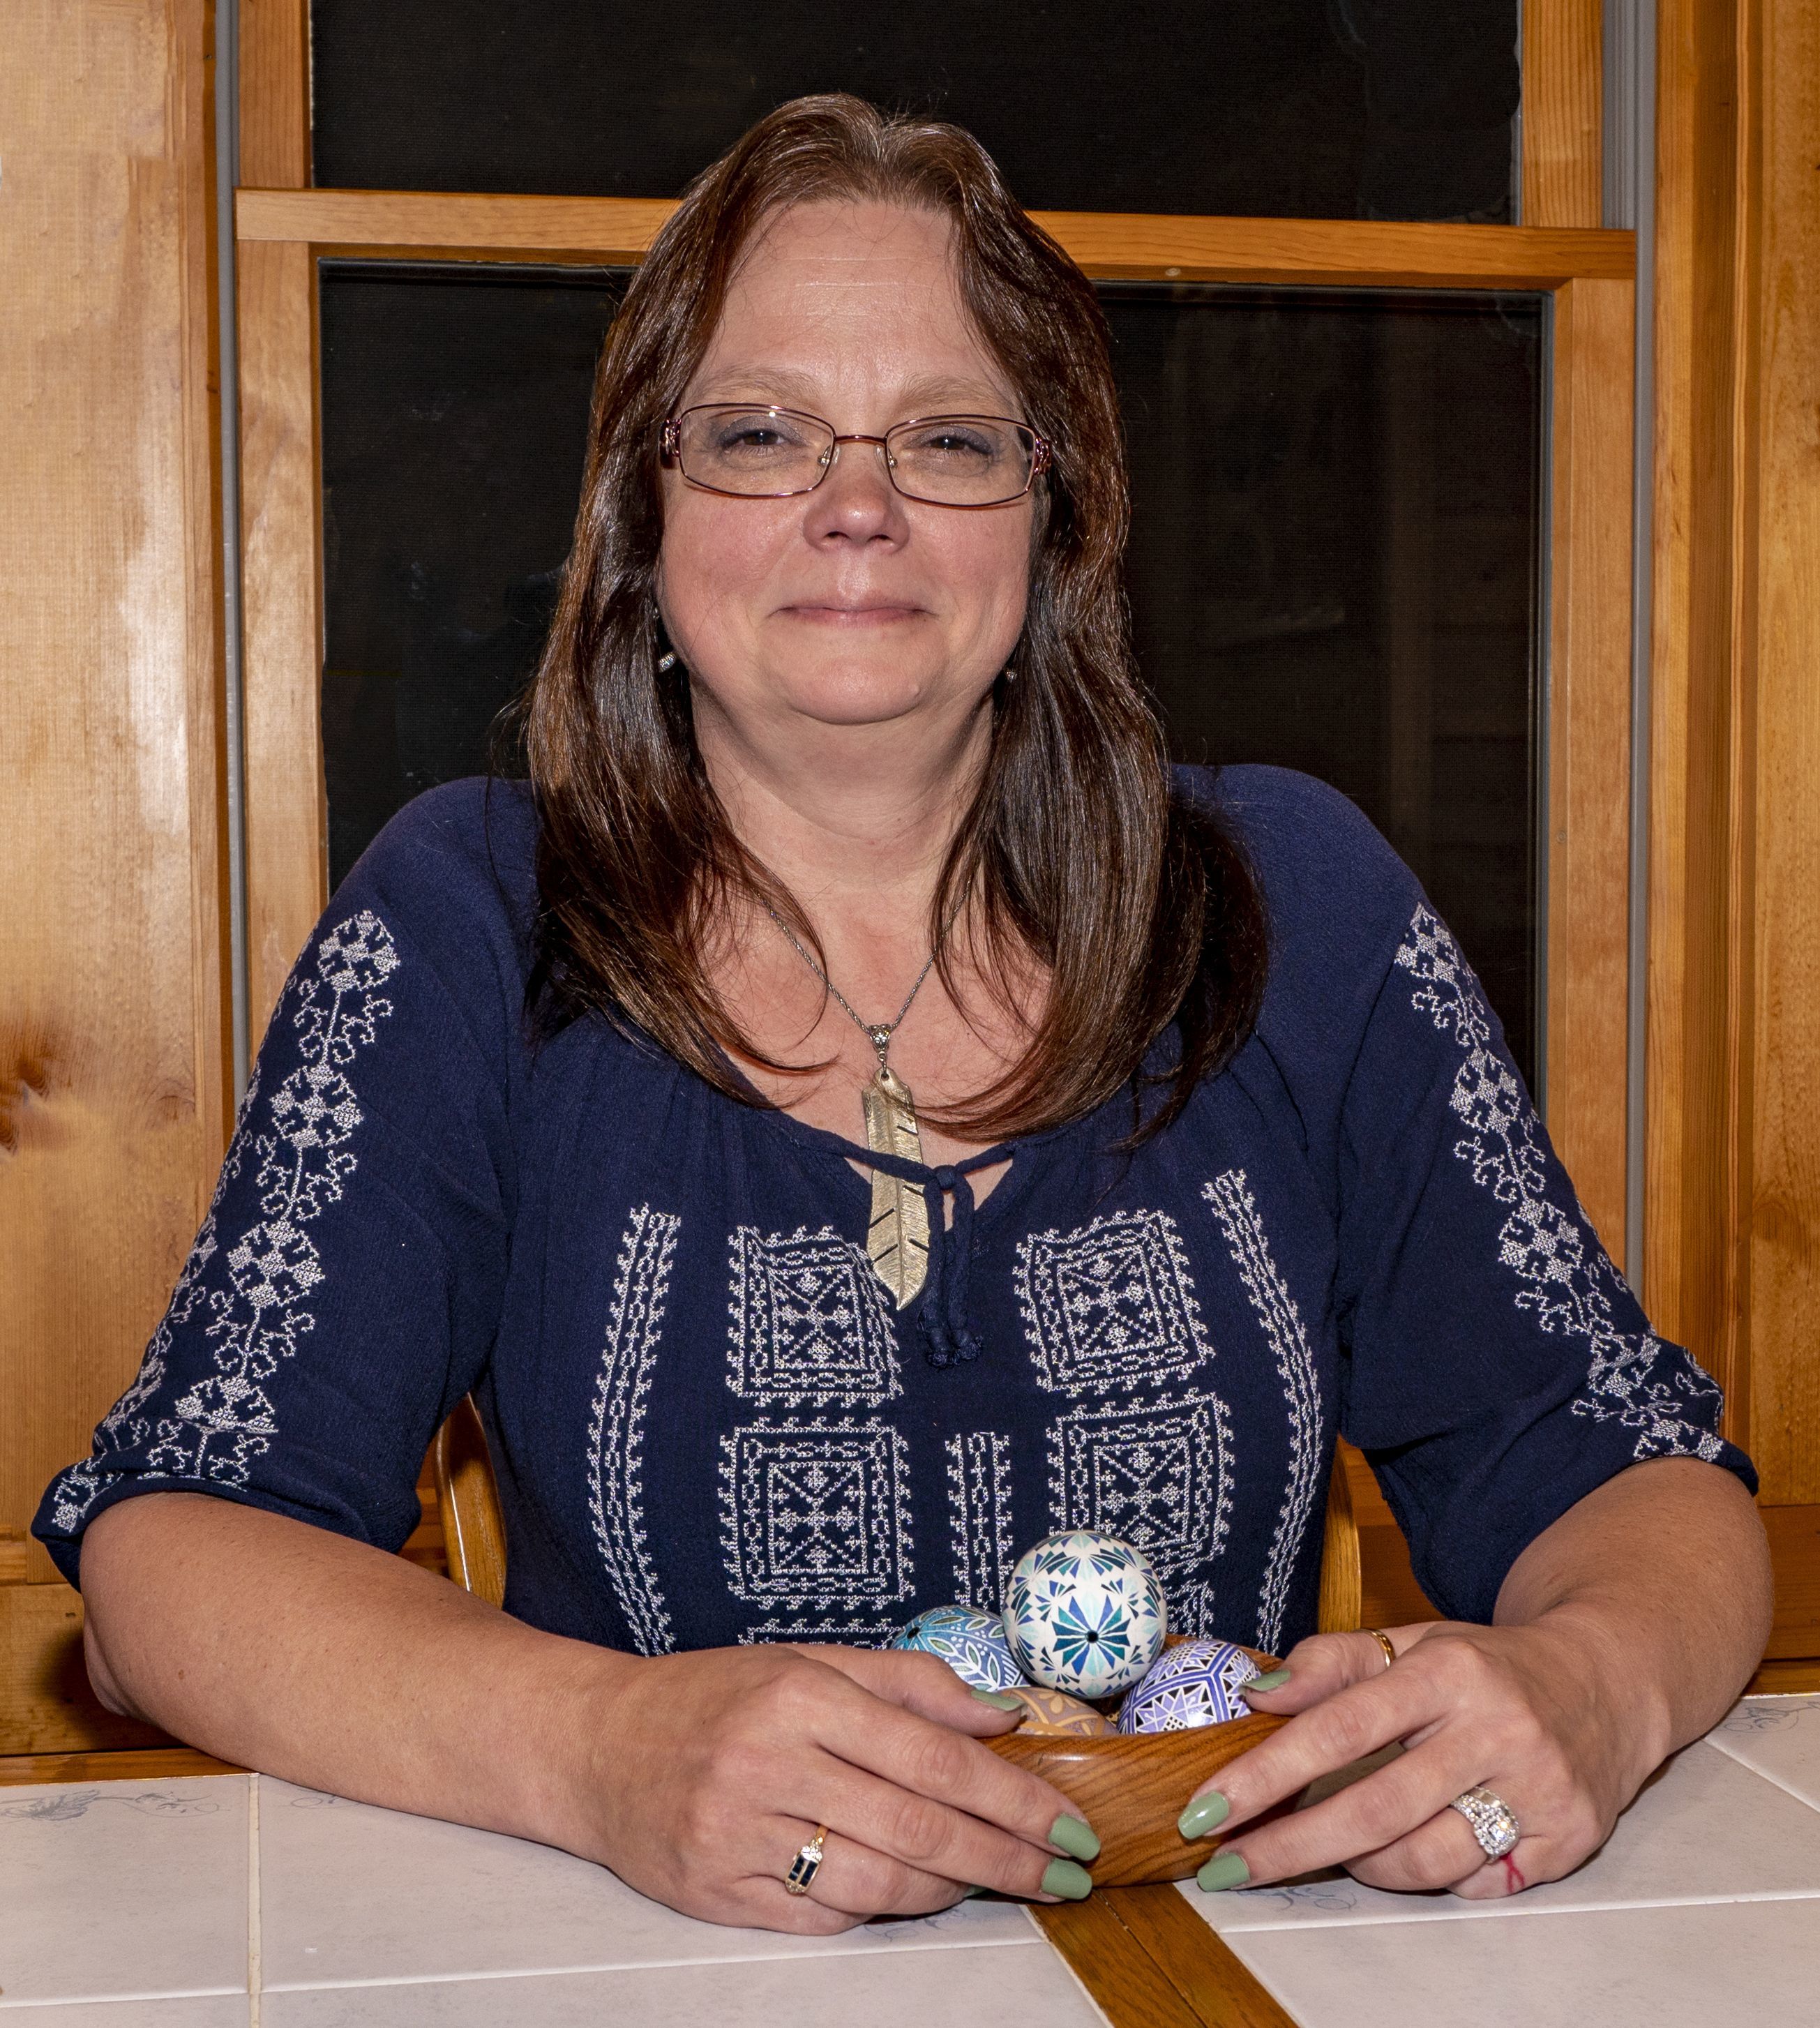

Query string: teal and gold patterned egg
[891,1604,1024,1692]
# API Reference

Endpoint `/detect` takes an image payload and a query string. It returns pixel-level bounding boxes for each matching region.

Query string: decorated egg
[1117,1637,1257,1734]
[892,1605,1024,1692]
[1001,1684,1117,1737]
[1001,1531,1167,1699]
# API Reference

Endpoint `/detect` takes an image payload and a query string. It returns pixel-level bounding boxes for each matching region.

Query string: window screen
[310,0,1520,225]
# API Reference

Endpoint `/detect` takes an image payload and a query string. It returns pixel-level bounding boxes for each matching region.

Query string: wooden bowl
[986,1646,1287,1884]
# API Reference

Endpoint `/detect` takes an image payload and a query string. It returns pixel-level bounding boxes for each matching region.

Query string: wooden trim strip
[1522,0,1605,228]
[1030,1895,1210,2028]
[237,0,310,190]
[1032,1886,1298,2028]
[237,236,327,1039]
[1544,274,1638,1267]
[234,188,1635,287]
[1112,1886,1300,2028]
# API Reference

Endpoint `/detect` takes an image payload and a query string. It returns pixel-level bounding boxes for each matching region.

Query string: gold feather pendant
[862,1062,931,1307]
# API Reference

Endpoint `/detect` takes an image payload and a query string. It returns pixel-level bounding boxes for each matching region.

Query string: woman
[39,96,1769,1931]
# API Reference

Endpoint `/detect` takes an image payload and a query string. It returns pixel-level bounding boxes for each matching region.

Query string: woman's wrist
[479,1624,645,1863]
[1519,1597,1676,1784]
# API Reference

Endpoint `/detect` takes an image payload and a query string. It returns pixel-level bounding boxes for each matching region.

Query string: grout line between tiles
[0,1988,246,2011]
[248,1773,262,2027]
[1701,1735,1820,1815]
[260,1932,1047,1992]
[1208,1884,1820,1933]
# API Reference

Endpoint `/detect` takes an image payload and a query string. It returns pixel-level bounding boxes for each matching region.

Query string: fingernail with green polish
[1240,1669,1292,1693]
[1041,1858,1094,1900]
[1049,1813,1101,1861]
[1178,1790,1231,1840]
[970,1688,1025,1711]
[1196,1852,1251,1893]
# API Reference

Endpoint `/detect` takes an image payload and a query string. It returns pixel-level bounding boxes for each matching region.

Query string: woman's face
[656,200,1036,745]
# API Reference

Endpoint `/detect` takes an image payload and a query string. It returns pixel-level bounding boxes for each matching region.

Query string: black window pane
[310,0,1519,225]
[319,265,626,890]
[318,268,1541,1086]
[1106,285,1542,1081]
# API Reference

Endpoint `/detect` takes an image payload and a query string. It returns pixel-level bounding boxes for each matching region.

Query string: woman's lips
[779,603,926,626]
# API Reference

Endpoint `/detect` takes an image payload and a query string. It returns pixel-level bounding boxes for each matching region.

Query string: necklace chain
[763,904,945,1066]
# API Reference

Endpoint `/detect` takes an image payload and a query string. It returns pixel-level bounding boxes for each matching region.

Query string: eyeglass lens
[674,406,1035,504]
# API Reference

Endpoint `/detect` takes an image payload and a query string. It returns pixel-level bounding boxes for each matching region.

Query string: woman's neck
[693,686,992,933]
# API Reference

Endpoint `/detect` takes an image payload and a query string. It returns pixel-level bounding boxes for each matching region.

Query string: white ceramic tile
[1184,1738,1820,1931]
[1706,1694,1820,1808]
[1226,1895,1820,2028]
[0,1775,248,2006]
[262,1939,1104,2028]
[0,2002,249,2026]
[257,1779,1036,1988]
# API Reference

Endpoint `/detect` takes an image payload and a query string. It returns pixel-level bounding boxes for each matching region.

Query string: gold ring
[784,1824,829,1896]
[1364,1628,1398,1672]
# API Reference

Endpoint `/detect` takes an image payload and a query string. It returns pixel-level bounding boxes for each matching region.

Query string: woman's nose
[801,438,908,544]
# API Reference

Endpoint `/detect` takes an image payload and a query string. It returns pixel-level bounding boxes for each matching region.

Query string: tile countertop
[3,1694,1818,2027]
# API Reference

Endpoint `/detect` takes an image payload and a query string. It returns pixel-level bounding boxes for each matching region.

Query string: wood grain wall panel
[1745,0,1820,1502]
[237,235,326,1039]
[1545,276,1637,1267]
[1523,0,1605,227]
[238,0,310,188]
[0,0,228,1584]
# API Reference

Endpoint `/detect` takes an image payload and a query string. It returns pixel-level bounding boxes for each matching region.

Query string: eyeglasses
[660,403,1051,508]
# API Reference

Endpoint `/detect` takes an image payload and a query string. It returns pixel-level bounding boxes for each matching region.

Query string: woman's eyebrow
[686,369,1021,416]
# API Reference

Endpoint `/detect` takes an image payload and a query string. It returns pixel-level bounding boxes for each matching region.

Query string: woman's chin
[758,668,948,730]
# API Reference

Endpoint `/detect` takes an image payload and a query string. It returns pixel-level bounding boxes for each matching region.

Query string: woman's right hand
[580,1641,1101,1930]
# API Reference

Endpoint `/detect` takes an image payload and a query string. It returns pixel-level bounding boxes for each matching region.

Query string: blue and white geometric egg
[1001,1531,1167,1699]
[891,1605,1024,1692]
[1117,1637,1256,1734]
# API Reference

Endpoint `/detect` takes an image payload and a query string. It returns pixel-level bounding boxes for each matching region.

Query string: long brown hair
[522,93,1265,1141]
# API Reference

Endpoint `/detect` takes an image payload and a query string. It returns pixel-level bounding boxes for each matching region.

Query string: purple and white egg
[1117,1638,1258,1734]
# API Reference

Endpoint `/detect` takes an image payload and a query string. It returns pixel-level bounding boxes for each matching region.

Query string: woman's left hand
[1182,1616,1662,1898]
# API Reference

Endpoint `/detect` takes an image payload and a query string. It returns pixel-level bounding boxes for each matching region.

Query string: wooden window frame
[232,194,1638,1268]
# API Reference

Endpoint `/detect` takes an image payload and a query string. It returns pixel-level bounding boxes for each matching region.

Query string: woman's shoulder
[320,776,541,1021]
[1177,763,1418,936]
[1174,762,1427,1050]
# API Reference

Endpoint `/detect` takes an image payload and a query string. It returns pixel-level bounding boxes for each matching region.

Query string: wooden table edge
[0,1747,244,1786]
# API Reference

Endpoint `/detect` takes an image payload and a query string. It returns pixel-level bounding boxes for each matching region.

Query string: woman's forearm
[1493,1457,1773,1768]
[80,1492,617,1857]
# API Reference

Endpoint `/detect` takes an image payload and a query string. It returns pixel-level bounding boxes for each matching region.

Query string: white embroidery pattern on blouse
[726,1226,902,1406]
[47,1065,271,1535]
[1203,1169,1323,1655]
[1016,1209,1212,1392]
[586,1204,682,1656]
[1046,1393,1234,1635]
[719,1419,914,1615]
[51,914,400,1517]
[945,1430,1014,1611]
[1396,903,1725,1462]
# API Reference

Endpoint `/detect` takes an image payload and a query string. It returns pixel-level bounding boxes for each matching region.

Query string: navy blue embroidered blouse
[36,767,1753,1655]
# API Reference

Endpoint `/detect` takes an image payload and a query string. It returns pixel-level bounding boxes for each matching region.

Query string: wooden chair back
[433,1396,1364,1635]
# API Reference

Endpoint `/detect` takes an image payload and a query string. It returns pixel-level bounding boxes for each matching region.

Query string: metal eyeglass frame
[659,403,1051,508]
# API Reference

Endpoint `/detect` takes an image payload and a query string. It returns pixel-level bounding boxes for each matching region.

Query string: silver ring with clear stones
[1449,1787,1521,1859]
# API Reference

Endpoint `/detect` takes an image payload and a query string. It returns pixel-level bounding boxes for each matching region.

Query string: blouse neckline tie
[781,1118,1014,1369]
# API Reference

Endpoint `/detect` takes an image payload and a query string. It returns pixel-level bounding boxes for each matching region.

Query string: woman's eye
[903,426,999,462]
[707,415,809,456]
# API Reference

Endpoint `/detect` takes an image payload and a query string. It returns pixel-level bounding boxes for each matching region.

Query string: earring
[657,651,677,673]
